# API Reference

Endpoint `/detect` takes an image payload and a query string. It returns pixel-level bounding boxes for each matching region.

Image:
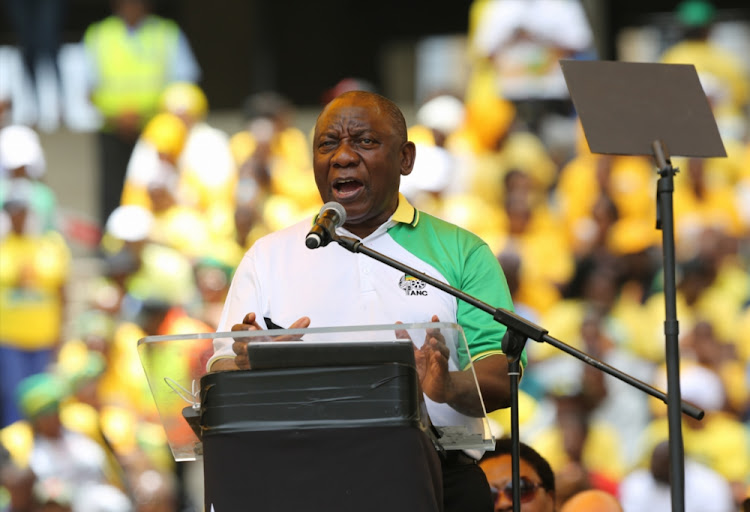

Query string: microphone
[305,202,347,249]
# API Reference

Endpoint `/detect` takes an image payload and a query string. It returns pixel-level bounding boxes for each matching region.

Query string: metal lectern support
[653,139,685,511]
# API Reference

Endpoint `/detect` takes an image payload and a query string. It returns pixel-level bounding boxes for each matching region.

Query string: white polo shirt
[210,197,516,368]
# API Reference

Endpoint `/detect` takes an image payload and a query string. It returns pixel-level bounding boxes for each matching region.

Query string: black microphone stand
[331,233,704,512]
[501,329,527,512]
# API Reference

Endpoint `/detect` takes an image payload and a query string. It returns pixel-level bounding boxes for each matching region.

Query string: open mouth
[332,178,364,199]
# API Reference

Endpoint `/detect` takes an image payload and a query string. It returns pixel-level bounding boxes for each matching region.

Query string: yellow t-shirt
[0,232,70,348]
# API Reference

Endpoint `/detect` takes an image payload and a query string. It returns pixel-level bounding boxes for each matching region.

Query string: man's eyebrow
[350,127,379,137]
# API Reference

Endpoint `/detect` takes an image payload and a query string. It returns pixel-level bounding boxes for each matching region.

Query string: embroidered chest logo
[399,274,428,296]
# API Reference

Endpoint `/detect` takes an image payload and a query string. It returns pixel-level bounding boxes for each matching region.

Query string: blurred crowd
[1,0,749,511]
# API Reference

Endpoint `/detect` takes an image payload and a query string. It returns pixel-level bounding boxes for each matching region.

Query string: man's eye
[360,138,374,145]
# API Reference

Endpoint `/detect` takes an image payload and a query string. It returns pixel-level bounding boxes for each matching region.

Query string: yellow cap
[464,96,516,151]
[160,82,208,121]
[16,372,67,420]
[487,389,538,433]
[141,113,188,161]
[407,124,436,146]
[57,342,106,390]
[607,217,659,255]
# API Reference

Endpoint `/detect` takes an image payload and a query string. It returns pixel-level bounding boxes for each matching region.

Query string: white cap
[72,483,133,512]
[655,363,726,413]
[680,364,725,413]
[0,125,46,178]
[400,145,454,196]
[416,95,465,135]
[105,205,154,242]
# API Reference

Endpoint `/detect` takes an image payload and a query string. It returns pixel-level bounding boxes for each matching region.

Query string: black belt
[439,450,477,466]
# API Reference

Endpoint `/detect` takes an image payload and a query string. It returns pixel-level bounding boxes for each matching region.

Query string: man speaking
[208,91,519,511]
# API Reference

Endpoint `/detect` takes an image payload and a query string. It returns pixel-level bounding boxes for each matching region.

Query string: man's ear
[400,141,416,177]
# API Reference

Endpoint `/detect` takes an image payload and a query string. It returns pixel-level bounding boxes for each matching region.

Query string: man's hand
[397,315,511,416]
[230,312,311,369]
[114,110,140,141]
[402,315,454,404]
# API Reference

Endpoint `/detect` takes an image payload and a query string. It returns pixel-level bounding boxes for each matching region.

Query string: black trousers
[97,131,136,227]
[440,450,494,512]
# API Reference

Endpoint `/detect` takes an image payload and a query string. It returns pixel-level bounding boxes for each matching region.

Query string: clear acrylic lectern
[139,322,495,512]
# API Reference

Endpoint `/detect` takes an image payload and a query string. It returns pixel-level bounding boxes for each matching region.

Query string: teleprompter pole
[653,139,686,512]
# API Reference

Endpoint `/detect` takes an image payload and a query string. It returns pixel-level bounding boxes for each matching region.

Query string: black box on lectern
[200,361,421,431]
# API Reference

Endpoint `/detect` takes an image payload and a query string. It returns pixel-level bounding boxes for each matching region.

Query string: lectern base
[203,426,442,512]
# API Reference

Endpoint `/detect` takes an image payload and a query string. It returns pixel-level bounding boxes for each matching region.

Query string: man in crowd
[618,440,734,512]
[479,438,556,512]
[208,90,519,511]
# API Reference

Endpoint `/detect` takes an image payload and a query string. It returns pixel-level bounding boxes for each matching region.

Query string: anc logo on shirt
[399,274,427,296]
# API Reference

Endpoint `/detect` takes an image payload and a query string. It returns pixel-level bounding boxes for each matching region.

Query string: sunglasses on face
[490,476,543,504]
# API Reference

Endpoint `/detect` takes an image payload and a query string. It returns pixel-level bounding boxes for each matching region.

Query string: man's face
[116,0,149,26]
[4,203,28,233]
[480,454,555,512]
[33,411,63,439]
[313,94,414,238]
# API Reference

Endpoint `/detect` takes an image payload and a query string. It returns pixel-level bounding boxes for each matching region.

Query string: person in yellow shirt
[554,150,655,255]
[465,0,594,133]
[682,321,748,417]
[145,170,213,260]
[101,204,200,314]
[637,228,747,364]
[660,0,748,120]
[672,157,743,258]
[493,180,575,314]
[0,183,70,428]
[119,112,188,212]
[229,91,319,231]
[123,83,237,240]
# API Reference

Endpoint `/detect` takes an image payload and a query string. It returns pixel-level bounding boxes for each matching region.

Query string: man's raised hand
[231,312,311,369]
[397,315,454,404]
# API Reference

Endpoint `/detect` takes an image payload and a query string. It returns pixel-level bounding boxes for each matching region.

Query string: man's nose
[331,141,359,167]
[495,493,512,511]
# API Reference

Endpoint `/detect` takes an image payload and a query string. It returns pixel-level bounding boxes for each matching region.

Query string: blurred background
[0,0,749,511]
[0,0,748,232]
[0,0,748,227]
